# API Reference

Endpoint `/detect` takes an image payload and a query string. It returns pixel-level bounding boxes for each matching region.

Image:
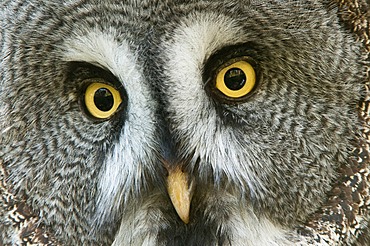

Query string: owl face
[0,0,367,245]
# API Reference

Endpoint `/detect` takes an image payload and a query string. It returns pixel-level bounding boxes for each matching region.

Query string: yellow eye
[215,60,256,98]
[84,82,122,119]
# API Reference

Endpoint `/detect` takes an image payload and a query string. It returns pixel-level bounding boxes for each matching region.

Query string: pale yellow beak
[166,167,193,224]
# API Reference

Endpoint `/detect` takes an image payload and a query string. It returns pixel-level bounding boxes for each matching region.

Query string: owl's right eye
[84,82,123,119]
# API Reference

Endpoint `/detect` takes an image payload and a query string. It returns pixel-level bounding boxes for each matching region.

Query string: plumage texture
[0,0,369,245]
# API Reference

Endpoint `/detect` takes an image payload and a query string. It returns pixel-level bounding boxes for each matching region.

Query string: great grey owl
[1,0,370,245]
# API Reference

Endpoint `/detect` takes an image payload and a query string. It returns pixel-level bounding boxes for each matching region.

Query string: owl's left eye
[215,59,256,99]
[203,44,260,103]
[84,82,122,119]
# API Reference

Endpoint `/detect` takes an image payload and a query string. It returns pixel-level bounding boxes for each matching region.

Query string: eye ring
[84,82,122,119]
[215,60,256,99]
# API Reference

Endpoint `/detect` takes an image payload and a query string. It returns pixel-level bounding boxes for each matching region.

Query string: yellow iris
[84,82,122,119]
[215,60,256,98]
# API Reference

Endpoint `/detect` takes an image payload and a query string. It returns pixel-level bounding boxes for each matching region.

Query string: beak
[166,166,193,224]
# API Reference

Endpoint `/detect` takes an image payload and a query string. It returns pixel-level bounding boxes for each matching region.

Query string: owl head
[0,0,369,245]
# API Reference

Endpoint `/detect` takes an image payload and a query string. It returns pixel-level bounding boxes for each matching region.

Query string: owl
[1,0,369,245]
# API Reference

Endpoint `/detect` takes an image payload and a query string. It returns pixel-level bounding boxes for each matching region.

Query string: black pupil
[224,68,246,91]
[94,88,114,112]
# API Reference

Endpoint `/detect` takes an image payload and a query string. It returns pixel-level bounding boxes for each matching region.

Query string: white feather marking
[228,209,292,245]
[63,30,157,226]
[162,13,266,196]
